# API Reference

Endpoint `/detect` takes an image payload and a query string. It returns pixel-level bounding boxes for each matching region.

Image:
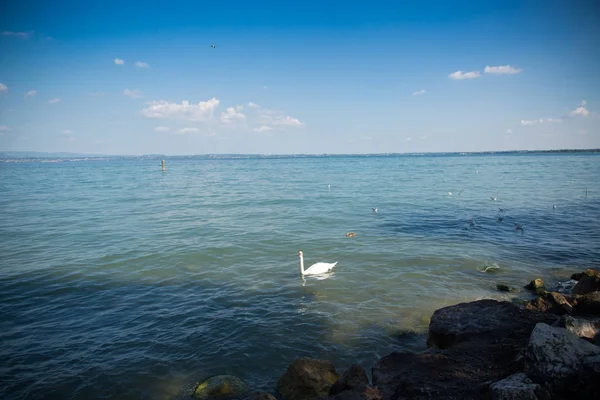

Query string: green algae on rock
[193,375,249,399]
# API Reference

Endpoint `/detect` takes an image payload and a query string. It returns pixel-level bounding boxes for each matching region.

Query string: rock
[372,349,497,399]
[572,269,600,295]
[571,272,583,281]
[277,358,339,400]
[572,292,600,315]
[329,364,369,395]
[523,323,600,398]
[488,373,548,400]
[525,279,545,293]
[562,315,600,340]
[247,393,277,400]
[524,292,573,315]
[427,299,558,349]
[496,284,518,293]
[193,375,249,399]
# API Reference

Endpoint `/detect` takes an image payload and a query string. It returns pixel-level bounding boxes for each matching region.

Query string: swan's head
[298,251,303,257]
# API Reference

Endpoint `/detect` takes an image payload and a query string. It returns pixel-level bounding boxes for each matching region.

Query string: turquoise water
[1,153,599,399]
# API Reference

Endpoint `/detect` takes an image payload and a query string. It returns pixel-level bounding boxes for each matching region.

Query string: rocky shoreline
[193,269,600,400]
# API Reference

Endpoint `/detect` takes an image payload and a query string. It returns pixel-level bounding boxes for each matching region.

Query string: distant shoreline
[2,148,600,160]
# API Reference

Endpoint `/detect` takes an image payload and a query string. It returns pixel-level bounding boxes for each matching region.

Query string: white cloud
[220,107,246,124]
[251,104,303,131]
[484,65,522,75]
[114,58,125,65]
[25,90,36,98]
[570,107,589,117]
[247,102,260,108]
[2,31,31,39]
[177,127,199,134]
[272,115,302,126]
[506,129,513,134]
[48,98,61,104]
[141,98,220,121]
[0,125,9,131]
[135,61,149,68]
[412,89,425,96]
[124,89,142,98]
[236,105,244,111]
[253,125,273,133]
[521,118,562,125]
[61,130,73,135]
[0,83,7,92]
[154,126,170,132]
[580,100,587,106]
[448,70,481,80]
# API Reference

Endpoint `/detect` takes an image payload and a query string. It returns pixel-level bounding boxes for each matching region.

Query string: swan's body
[299,251,337,276]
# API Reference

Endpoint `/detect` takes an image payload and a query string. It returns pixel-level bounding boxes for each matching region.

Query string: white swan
[299,251,337,276]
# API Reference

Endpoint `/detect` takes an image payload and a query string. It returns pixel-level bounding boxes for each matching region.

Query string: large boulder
[277,358,339,400]
[193,375,249,399]
[572,269,600,295]
[523,323,600,398]
[488,373,548,400]
[427,300,558,349]
[329,364,369,395]
[524,292,573,315]
[572,291,600,316]
[372,350,495,399]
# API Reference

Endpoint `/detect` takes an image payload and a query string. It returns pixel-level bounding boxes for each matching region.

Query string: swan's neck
[300,254,305,275]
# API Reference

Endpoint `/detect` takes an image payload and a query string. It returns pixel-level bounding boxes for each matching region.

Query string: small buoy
[345,232,356,237]
[161,159,165,172]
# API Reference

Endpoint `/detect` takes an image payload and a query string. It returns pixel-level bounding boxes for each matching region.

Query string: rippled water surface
[1,153,599,399]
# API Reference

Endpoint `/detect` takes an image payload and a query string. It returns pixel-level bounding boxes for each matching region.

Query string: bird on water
[298,251,337,276]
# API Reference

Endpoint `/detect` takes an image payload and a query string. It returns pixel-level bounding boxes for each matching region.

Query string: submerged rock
[488,373,548,400]
[524,292,573,315]
[496,284,518,293]
[193,375,249,399]
[572,269,600,295]
[329,364,369,395]
[525,279,545,294]
[277,358,339,400]
[523,323,600,398]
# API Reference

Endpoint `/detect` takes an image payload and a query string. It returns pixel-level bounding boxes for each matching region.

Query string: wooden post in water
[161,159,166,172]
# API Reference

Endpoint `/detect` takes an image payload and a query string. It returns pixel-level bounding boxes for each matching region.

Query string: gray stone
[489,373,547,400]
[524,323,600,397]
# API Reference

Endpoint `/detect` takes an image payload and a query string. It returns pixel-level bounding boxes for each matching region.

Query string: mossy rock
[525,278,545,294]
[193,375,249,399]
[496,283,519,293]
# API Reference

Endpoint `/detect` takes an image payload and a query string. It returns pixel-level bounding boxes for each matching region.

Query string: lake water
[1,153,599,399]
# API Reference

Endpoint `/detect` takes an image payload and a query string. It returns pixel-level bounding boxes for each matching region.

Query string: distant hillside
[0,151,117,158]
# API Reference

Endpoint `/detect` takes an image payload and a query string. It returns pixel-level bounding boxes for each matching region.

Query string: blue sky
[0,0,599,155]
